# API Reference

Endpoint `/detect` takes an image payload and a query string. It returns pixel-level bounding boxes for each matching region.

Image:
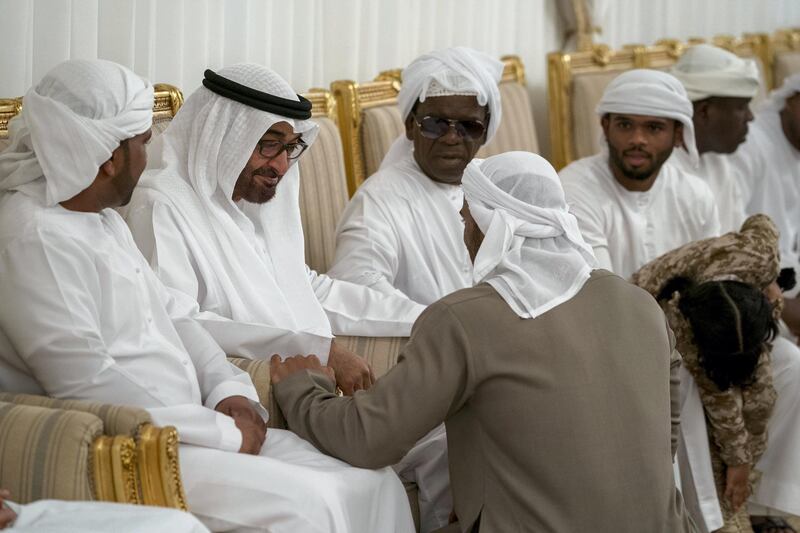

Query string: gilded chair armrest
[0,400,101,503]
[0,392,152,435]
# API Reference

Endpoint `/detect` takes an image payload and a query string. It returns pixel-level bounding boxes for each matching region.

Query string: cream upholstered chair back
[477,55,539,158]
[548,35,771,170]
[297,89,350,272]
[771,28,800,89]
[331,74,403,196]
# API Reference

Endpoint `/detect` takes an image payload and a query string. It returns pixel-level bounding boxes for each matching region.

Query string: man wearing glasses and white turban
[126,63,451,532]
[327,47,503,306]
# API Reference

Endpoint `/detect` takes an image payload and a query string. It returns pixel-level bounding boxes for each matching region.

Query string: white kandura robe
[126,186,424,361]
[559,152,721,280]
[732,111,800,276]
[669,147,748,234]
[4,500,209,533]
[0,192,414,533]
[327,149,473,306]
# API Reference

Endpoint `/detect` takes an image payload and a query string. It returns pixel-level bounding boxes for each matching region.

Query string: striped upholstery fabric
[0,393,151,436]
[775,51,800,89]
[477,82,539,158]
[227,357,287,429]
[361,106,405,178]
[298,117,350,272]
[571,70,621,160]
[0,401,101,503]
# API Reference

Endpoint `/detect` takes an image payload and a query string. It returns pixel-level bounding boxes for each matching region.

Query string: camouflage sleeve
[683,354,753,466]
[740,347,777,464]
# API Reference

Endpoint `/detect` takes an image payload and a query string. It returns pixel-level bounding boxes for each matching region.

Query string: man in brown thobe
[271,152,697,533]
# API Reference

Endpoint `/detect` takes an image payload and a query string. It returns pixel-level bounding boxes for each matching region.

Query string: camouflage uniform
[633,214,780,532]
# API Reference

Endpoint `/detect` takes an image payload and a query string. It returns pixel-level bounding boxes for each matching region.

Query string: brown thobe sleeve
[273,301,474,469]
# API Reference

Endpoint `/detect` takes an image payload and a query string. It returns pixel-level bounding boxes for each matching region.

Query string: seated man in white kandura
[327,47,503,305]
[125,64,450,532]
[0,59,414,533]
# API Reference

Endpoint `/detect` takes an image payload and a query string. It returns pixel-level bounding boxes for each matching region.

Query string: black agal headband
[202,69,312,120]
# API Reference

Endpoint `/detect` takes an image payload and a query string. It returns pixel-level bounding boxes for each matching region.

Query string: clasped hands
[215,395,267,455]
[270,340,375,396]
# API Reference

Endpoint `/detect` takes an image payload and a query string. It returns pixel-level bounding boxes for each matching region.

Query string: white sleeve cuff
[214,412,243,452]
[204,379,260,411]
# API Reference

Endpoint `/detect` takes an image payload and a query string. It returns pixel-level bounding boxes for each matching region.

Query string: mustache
[254,168,281,178]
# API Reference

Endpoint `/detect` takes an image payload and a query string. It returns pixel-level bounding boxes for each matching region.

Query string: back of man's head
[0,59,153,206]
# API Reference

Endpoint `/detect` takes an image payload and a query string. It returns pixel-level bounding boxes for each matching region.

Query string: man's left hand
[0,489,17,530]
[327,341,375,396]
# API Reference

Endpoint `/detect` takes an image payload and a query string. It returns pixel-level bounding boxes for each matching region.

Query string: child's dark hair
[658,277,778,390]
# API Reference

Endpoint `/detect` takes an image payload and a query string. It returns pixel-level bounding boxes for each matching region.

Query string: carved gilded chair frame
[769,28,800,89]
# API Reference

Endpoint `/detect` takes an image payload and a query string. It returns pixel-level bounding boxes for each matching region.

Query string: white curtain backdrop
[1,0,799,157]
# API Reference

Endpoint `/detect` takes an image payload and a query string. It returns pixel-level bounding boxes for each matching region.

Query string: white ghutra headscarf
[597,69,698,165]
[381,47,504,169]
[0,59,153,206]
[462,151,597,319]
[760,72,800,113]
[137,64,331,340]
[670,44,760,102]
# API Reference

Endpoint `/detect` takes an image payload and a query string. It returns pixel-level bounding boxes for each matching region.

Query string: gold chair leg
[92,435,140,504]
[136,424,188,510]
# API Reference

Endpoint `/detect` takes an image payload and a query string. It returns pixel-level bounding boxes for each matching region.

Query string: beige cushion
[0,393,151,436]
[361,105,405,178]
[478,82,539,158]
[775,51,800,89]
[571,70,623,159]
[298,117,350,272]
[0,401,101,503]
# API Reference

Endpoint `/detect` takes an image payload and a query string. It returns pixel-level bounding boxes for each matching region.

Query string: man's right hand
[0,489,17,530]
[215,396,267,455]
[724,463,751,511]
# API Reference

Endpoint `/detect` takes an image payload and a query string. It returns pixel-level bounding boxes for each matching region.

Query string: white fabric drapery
[1,0,799,159]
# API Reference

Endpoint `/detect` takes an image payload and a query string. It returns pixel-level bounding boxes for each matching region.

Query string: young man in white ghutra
[327,47,503,305]
[0,59,414,533]
[125,64,450,532]
[559,69,721,280]
[669,44,760,233]
[271,152,697,533]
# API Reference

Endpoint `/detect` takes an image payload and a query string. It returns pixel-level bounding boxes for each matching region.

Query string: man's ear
[100,143,127,179]
[673,121,685,147]
[600,114,611,137]
[693,100,710,121]
[405,114,415,140]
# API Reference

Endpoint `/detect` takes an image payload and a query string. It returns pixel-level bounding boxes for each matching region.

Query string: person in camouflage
[633,214,783,533]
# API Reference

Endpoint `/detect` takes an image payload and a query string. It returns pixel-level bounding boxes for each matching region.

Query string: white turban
[138,64,331,341]
[462,151,597,319]
[670,44,760,102]
[380,48,503,170]
[597,69,698,165]
[760,72,800,114]
[0,59,153,206]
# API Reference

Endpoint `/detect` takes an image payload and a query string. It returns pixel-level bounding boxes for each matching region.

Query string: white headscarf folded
[462,151,597,319]
[760,72,800,113]
[670,44,760,101]
[138,63,331,339]
[0,59,153,206]
[382,47,504,170]
[597,69,699,165]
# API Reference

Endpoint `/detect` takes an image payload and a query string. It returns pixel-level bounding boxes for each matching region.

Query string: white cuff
[214,412,243,452]
[204,380,260,411]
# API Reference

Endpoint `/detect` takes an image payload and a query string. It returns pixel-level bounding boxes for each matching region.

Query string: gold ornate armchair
[332,55,537,196]
[297,89,350,272]
[771,28,800,89]
[547,34,771,170]
[0,393,186,509]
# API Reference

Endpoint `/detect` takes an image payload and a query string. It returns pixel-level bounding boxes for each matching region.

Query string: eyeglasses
[412,114,488,141]
[256,139,308,161]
